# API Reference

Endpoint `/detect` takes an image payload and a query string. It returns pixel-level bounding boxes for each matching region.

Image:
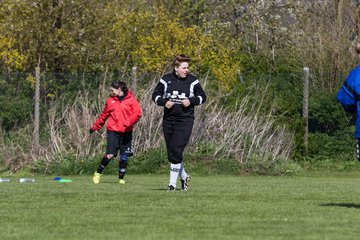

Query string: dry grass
[190,82,294,166]
[1,77,294,172]
[0,125,32,171]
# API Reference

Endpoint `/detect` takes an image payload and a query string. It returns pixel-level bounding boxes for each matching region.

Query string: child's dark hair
[111,81,128,95]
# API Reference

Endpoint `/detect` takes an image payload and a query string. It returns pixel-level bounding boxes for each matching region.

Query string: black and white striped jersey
[152,71,207,119]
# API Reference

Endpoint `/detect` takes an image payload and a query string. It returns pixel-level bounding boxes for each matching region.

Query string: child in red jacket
[90,81,142,184]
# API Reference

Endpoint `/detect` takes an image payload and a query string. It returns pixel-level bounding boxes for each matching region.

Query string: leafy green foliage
[132,9,210,72]
[303,91,355,161]
[309,92,350,134]
[307,130,354,161]
[0,72,34,130]
[128,147,168,174]
[0,0,357,171]
[0,95,32,131]
[0,36,27,71]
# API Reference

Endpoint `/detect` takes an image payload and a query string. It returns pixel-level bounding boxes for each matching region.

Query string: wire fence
[0,68,354,160]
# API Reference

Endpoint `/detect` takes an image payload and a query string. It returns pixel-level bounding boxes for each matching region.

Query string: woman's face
[110,87,123,96]
[175,62,189,78]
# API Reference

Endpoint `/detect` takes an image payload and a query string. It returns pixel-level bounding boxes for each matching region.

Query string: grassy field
[1,173,360,240]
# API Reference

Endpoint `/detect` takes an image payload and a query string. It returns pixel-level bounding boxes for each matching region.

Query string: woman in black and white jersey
[152,54,207,191]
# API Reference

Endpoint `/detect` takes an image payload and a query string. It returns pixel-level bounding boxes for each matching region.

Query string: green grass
[1,173,360,239]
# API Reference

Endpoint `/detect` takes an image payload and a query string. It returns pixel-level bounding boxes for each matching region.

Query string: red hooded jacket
[91,90,142,133]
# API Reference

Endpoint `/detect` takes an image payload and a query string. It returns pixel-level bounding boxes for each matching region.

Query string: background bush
[1,1,359,175]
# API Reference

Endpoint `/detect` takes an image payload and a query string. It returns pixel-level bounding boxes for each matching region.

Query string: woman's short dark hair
[111,81,128,95]
[173,54,191,67]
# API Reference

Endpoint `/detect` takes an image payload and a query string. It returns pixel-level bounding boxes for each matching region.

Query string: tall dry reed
[2,76,294,171]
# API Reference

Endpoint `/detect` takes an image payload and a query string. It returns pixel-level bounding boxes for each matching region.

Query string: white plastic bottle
[18,178,35,183]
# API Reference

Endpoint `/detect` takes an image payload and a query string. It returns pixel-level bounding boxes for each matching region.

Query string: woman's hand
[165,101,174,109]
[181,99,190,107]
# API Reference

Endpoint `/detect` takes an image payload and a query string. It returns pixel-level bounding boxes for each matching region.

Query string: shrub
[1,74,296,175]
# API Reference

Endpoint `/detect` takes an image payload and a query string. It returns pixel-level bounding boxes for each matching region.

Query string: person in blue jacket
[337,44,360,160]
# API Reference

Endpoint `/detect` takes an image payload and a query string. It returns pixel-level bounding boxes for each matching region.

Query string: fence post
[303,67,310,155]
[132,66,137,93]
[32,67,40,155]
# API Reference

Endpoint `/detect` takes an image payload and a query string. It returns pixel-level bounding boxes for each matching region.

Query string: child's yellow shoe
[119,179,126,185]
[92,172,101,184]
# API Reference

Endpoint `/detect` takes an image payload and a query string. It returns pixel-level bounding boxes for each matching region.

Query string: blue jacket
[337,66,360,137]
